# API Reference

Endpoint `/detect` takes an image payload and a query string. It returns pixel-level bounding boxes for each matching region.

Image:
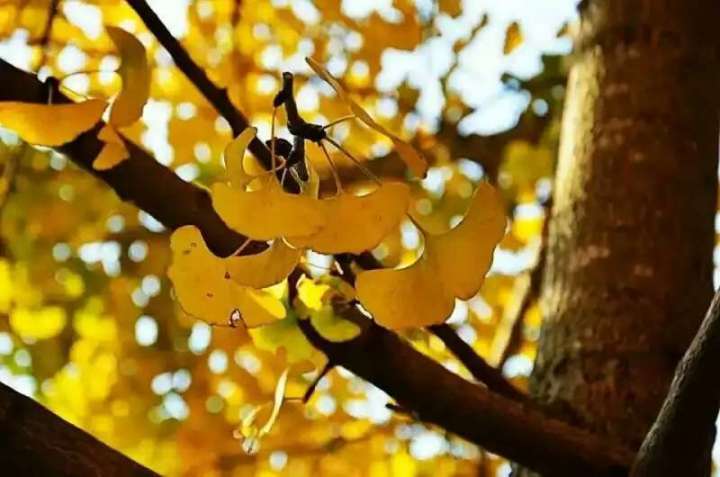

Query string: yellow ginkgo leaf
[106,26,150,127]
[224,127,258,188]
[309,305,361,342]
[234,368,289,454]
[249,312,316,364]
[306,57,428,178]
[226,239,301,289]
[289,182,410,254]
[356,182,506,329]
[168,226,285,330]
[503,21,523,54]
[0,99,106,146]
[211,176,325,241]
[93,125,129,170]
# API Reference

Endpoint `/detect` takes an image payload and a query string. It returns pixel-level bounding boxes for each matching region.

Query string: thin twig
[429,323,527,402]
[492,206,550,367]
[302,361,334,403]
[34,0,60,71]
[124,0,272,168]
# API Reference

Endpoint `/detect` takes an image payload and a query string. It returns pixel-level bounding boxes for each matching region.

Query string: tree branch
[492,212,549,367]
[630,290,720,477]
[352,252,526,403]
[428,324,527,402]
[0,381,158,476]
[124,0,273,169]
[298,318,632,476]
[0,59,634,477]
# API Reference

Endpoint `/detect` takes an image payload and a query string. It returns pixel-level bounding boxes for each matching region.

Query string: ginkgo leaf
[234,368,289,454]
[306,57,428,178]
[289,182,410,254]
[211,176,325,241]
[106,26,150,127]
[356,182,506,329]
[249,312,315,364]
[224,127,258,188]
[168,226,285,331]
[225,239,301,289]
[0,99,106,146]
[93,125,129,170]
[309,305,361,342]
[503,21,523,54]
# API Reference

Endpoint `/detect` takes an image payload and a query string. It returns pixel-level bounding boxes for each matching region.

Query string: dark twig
[124,0,272,168]
[494,213,549,367]
[34,0,60,70]
[429,324,527,402]
[302,361,334,403]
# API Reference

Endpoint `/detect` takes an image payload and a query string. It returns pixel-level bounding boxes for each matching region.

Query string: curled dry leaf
[289,182,411,254]
[306,57,428,178]
[106,26,151,127]
[168,226,285,333]
[234,368,289,454]
[356,182,506,329]
[0,99,106,146]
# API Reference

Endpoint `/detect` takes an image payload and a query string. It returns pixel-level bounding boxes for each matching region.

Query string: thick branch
[124,0,272,169]
[0,381,157,476]
[0,59,634,476]
[631,290,720,477]
[428,324,527,402]
[298,319,632,476]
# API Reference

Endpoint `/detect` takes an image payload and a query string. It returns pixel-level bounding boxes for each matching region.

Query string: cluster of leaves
[0,1,568,475]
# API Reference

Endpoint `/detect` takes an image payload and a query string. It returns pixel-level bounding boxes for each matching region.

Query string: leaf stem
[324,137,380,185]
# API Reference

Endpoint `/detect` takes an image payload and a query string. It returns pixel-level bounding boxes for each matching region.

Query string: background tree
[0,1,717,476]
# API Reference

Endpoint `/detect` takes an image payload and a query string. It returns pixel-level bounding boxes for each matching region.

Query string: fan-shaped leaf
[356,182,506,329]
[226,239,301,289]
[289,182,410,254]
[168,226,285,331]
[211,176,325,241]
[0,99,106,146]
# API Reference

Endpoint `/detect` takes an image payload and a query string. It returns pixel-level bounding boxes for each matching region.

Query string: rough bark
[631,290,720,476]
[0,381,158,476]
[526,0,720,474]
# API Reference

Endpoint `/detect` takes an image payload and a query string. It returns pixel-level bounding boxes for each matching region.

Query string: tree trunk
[524,0,720,474]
